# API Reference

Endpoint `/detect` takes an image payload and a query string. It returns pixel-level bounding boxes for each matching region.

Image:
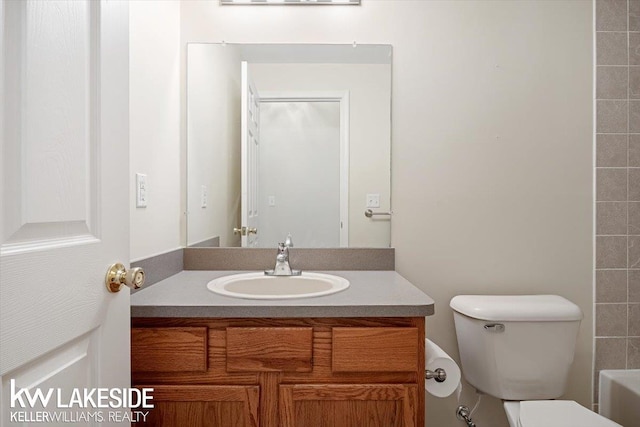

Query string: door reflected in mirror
[187,43,392,248]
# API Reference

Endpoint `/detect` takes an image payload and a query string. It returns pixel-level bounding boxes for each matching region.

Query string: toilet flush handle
[483,323,505,332]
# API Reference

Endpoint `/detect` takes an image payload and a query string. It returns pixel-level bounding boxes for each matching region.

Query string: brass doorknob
[233,226,257,236]
[105,263,145,293]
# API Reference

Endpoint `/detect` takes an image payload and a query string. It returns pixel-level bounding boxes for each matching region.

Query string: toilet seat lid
[518,401,621,427]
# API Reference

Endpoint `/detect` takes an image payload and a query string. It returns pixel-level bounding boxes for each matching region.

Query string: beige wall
[187,44,241,247]
[180,1,593,426]
[130,0,182,261]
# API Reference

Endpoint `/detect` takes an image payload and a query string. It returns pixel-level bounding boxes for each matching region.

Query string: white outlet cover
[366,193,380,208]
[136,173,147,208]
[201,185,207,208]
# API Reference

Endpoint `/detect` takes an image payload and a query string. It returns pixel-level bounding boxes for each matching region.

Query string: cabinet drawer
[332,327,418,372]
[226,327,313,372]
[131,327,207,373]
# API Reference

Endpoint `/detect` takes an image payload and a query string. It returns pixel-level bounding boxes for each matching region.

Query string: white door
[1,1,131,425]
[258,101,341,248]
[241,62,260,248]
[258,91,350,248]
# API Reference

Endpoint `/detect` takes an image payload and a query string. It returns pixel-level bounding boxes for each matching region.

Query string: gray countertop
[130,270,435,318]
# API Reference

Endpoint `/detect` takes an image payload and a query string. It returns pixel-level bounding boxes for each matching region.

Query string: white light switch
[201,185,207,208]
[268,196,276,207]
[366,193,380,208]
[136,173,147,208]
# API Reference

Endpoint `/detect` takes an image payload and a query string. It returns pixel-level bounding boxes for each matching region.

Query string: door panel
[3,0,100,252]
[0,0,130,424]
[1,333,97,416]
[258,101,341,248]
[241,62,259,248]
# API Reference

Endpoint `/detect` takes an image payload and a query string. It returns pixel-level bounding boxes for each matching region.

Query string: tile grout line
[627,0,631,369]
[595,301,640,304]
[595,5,599,401]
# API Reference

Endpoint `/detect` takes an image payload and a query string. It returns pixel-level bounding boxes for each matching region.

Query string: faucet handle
[284,233,294,248]
[265,242,301,276]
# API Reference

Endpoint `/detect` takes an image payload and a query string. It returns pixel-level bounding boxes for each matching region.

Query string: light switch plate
[136,173,147,208]
[268,196,276,207]
[366,193,380,208]
[201,185,207,208]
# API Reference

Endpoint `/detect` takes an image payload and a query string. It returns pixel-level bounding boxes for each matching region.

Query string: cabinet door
[279,384,418,427]
[137,385,259,427]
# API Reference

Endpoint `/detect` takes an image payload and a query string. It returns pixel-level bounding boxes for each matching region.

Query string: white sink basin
[206,272,350,300]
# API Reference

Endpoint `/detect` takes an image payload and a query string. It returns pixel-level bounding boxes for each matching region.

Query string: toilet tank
[450,295,583,400]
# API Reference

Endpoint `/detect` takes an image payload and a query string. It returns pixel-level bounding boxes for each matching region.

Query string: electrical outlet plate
[136,173,147,208]
[201,185,207,208]
[366,193,380,208]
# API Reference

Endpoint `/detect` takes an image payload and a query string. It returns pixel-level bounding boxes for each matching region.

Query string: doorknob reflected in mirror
[105,263,145,293]
[233,227,257,236]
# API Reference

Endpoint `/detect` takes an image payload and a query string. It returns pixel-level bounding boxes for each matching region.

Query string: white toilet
[450,295,622,427]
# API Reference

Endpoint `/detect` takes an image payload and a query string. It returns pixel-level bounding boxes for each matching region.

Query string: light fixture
[221,0,360,5]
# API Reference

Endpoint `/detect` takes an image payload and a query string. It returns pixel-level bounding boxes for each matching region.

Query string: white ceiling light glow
[221,0,360,5]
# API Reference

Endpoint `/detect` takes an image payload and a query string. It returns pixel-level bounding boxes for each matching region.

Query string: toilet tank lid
[449,295,583,322]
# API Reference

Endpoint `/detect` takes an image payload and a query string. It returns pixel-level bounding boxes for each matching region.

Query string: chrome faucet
[265,236,301,276]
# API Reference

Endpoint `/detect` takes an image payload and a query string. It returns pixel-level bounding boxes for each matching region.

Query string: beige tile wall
[595,0,640,405]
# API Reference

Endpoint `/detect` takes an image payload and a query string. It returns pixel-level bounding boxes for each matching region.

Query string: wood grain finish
[279,384,418,427]
[132,327,207,373]
[259,372,280,427]
[132,317,417,329]
[226,327,313,372]
[131,318,425,426]
[132,319,416,386]
[332,328,419,372]
[136,385,259,427]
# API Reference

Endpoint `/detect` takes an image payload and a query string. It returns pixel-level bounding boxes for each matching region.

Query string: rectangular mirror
[187,43,391,248]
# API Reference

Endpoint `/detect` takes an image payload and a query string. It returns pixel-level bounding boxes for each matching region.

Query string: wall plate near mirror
[221,0,361,4]
[187,43,391,248]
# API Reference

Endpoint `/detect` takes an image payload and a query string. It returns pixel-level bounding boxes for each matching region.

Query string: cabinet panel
[279,384,418,427]
[132,327,207,373]
[131,318,425,426]
[332,328,418,372]
[227,327,313,372]
[136,385,259,427]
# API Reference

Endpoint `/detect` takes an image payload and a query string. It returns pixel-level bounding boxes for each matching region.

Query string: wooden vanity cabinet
[131,317,425,427]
